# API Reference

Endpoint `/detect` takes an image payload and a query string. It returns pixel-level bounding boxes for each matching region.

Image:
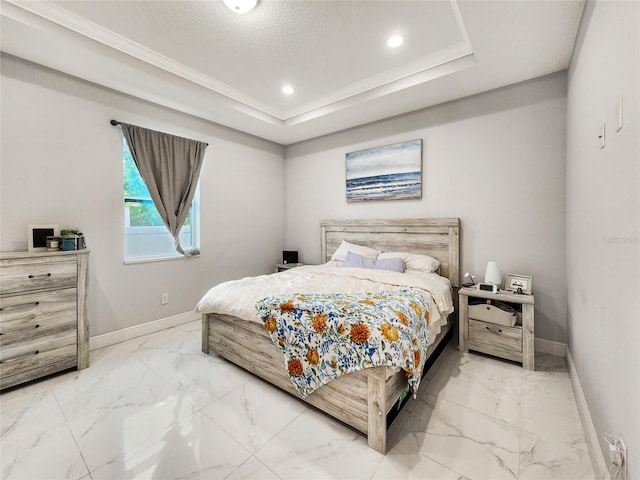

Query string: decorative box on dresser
[458,287,535,370]
[0,250,89,390]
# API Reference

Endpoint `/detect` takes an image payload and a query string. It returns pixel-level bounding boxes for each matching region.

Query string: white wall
[285,73,568,343]
[0,54,286,336]
[566,1,640,477]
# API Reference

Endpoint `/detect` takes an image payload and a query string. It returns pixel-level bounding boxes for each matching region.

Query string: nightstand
[458,287,535,370]
[274,263,304,273]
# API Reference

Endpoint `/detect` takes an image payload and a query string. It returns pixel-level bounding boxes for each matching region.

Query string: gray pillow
[342,251,405,273]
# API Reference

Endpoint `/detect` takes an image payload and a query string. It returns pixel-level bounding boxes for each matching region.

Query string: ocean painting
[346,139,422,202]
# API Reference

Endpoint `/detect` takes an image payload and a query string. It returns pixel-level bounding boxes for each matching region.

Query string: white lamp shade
[484,261,501,286]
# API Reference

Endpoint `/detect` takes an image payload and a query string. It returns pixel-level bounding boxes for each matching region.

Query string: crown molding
[282,1,473,120]
[5,0,474,127]
[284,50,476,126]
[5,0,283,122]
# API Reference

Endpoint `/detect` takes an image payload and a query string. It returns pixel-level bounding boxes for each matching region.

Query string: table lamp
[484,261,501,286]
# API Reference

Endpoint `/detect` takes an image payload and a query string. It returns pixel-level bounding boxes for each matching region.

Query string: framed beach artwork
[346,139,422,203]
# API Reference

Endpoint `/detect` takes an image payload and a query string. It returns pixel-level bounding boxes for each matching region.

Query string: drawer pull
[485,326,503,333]
[28,273,52,279]
[35,350,40,355]
[35,324,40,329]
[0,301,40,312]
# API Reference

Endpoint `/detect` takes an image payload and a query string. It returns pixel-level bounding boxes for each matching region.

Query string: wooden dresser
[0,250,89,390]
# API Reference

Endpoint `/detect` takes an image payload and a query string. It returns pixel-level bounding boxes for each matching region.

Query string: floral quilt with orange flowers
[255,289,431,398]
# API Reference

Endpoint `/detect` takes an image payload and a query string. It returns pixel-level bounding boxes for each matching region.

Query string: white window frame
[123,149,200,263]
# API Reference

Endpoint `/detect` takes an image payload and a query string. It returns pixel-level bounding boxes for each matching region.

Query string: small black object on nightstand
[282,250,298,265]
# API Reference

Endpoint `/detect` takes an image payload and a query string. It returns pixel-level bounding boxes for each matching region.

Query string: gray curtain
[120,123,208,255]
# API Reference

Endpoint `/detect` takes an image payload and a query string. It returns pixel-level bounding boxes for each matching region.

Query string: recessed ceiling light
[387,35,404,48]
[282,85,294,95]
[223,0,257,14]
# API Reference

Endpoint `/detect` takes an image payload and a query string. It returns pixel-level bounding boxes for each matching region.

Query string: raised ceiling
[1,0,585,145]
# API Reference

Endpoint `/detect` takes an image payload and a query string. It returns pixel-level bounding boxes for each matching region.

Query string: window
[123,139,199,261]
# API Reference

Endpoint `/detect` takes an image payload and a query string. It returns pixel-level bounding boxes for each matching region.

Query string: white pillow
[324,260,343,268]
[330,240,381,263]
[378,251,440,273]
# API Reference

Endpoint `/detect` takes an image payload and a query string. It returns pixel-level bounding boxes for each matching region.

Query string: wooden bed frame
[202,218,460,454]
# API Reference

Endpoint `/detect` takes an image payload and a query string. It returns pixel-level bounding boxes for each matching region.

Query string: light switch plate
[616,97,623,132]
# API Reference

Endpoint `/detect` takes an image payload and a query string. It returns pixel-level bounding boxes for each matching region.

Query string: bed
[198,218,460,454]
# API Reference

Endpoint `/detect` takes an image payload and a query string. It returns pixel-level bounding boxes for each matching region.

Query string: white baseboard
[566,347,609,480]
[535,337,566,357]
[90,311,201,351]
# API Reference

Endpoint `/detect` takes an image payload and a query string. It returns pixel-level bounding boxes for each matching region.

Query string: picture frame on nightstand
[505,273,533,295]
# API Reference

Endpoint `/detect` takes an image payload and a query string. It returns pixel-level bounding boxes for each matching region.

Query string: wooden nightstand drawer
[1,288,77,344]
[0,258,77,295]
[469,303,517,327]
[469,318,522,352]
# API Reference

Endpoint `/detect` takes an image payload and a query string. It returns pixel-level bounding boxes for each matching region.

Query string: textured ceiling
[1,0,585,145]
[50,0,465,115]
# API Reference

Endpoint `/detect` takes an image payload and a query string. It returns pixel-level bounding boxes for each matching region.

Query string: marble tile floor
[1,320,597,480]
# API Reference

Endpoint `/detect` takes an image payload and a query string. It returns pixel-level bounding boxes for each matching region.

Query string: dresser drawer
[0,288,77,344]
[0,343,77,379]
[0,258,77,295]
[0,329,77,367]
[468,318,522,353]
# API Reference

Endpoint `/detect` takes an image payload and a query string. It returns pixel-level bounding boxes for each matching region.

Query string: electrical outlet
[161,293,169,305]
[617,438,627,480]
[604,434,627,480]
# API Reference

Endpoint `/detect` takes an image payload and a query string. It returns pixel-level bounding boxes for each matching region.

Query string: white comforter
[195,264,454,328]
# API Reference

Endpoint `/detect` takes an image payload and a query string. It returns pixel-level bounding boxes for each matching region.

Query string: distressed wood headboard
[320,218,460,287]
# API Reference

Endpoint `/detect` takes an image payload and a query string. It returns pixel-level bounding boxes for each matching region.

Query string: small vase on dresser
[0,249,89,390]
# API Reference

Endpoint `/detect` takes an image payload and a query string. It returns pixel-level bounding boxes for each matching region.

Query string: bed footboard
[202,312,452,454]
[203,313,372,433]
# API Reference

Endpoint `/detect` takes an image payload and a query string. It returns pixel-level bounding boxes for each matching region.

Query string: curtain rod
[109,119,208,146]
